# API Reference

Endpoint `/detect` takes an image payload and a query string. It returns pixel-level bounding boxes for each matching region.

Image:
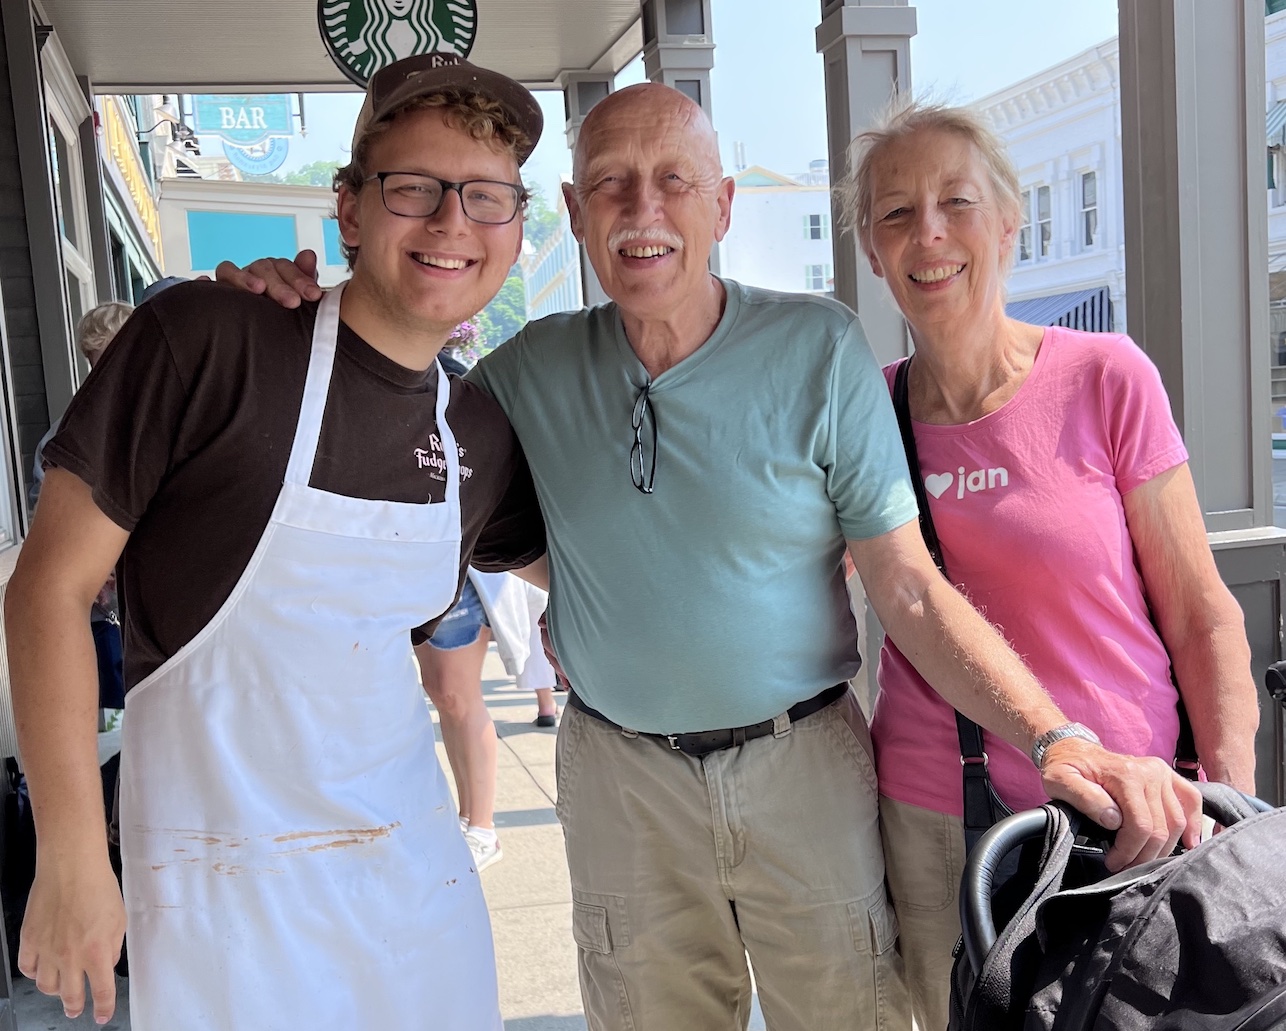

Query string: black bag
[950,782,1286,1031]
[890,358,1200,853]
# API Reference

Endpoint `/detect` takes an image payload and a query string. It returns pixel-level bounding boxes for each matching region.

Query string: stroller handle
[960,807,1061,975]
[960,783,1272,975]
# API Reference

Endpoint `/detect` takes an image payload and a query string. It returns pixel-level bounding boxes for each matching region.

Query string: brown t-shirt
[46,282,545,690]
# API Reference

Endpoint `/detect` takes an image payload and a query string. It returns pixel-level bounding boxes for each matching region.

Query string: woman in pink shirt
[839,101,1260,1031]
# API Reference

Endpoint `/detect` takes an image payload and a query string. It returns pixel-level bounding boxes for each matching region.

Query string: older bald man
[222,82,1200,1031]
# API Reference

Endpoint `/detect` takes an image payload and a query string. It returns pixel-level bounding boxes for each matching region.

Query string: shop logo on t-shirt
[925,465,1009,501]
[414,433,475,483]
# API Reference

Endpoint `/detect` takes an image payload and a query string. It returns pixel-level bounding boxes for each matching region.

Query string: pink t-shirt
[872,327,1190,816]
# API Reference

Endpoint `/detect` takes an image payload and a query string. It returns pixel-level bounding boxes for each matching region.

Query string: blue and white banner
[193,95,294,147]
[223,138,291,176]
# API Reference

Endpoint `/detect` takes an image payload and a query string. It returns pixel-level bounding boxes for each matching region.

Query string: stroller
[949,781,1286,1030]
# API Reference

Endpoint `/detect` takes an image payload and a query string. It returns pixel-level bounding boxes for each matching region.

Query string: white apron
[119,283,501,1030]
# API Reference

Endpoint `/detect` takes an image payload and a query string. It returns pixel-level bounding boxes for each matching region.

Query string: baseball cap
[351,54,543,165]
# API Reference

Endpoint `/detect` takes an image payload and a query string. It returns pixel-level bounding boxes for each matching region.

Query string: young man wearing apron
[6,55,546,1030]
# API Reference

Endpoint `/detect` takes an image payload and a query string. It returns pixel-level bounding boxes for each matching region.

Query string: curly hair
[837,97,1024,276]
[76,301,134,364]
[334,90,531,270]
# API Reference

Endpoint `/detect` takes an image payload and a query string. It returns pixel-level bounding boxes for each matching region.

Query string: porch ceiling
[38,0,643,92]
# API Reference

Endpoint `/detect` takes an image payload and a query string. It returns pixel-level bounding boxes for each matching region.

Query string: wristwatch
[1030,722,1101,768]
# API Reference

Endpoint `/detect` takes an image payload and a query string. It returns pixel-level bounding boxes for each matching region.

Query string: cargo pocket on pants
[572,891,636,1031]
[849,887,911,1031]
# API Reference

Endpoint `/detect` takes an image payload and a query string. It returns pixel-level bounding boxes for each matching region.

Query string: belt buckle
[666,735,682,751]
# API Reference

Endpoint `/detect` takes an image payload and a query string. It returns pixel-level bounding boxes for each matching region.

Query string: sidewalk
[13,644,767,1029]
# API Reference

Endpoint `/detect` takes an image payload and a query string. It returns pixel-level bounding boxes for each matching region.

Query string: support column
[640,0,719,273]
[1119,0,1286,803]
[817,1,915,710]
[78,77,113,304]
[816,0,914,366]
[640,0,715,116]
[559,70,614,307]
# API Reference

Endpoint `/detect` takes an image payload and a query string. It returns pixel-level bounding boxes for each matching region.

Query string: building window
[804,213,830,240]
[46,108,94,361]
[1274,150,1286,208]
[804,264,831,291]
[1081,171,1099,248]
[1019,189,1032,263]
[1269,0,1286,15]
[1036,185,1052,258]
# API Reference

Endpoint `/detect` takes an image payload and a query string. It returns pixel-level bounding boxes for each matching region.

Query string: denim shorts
[427,578,490,650]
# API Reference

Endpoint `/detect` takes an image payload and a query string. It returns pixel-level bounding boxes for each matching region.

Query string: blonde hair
[838,98,1023,275]
[334,90,530,270]
[76,301,134,363]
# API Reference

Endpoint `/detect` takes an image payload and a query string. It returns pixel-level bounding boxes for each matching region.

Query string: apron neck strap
[434,359,460,508]
[285,282,461,507]
[284,283,344,486]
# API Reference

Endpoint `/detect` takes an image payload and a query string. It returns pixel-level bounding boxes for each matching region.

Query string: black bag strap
[892,359,1001,839]
[1174,697,1199,779]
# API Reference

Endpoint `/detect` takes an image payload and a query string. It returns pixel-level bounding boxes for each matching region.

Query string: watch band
[1030,722,1101,768]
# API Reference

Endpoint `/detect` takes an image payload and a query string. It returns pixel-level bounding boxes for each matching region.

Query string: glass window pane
[1037,185,1051,220]
[64,269,84,331]
[1082,170,1097,208]
[1268,11,1286,523]
[49,121,77,249]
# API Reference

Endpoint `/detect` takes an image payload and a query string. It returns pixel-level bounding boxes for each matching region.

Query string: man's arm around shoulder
[5,468,130,1023]
[849,520,1202,872]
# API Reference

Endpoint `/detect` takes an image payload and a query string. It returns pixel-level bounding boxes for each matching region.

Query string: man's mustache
[606,228,685,251]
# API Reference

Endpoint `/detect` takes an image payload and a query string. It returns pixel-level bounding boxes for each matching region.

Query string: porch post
[559,71,614,306]
[640,0,720,273]
[816,1,916,709]
[1118,0,1286,803]
[815,0,915,367]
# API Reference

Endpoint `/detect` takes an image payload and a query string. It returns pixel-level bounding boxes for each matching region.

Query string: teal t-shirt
[468,279,917,733]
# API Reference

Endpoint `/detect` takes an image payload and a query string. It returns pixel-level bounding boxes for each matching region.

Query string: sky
[202,0,1121,206]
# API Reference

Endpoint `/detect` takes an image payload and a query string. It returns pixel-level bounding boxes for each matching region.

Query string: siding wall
[0,7,50,506]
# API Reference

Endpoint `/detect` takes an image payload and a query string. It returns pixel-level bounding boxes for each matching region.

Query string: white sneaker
[464,828,503,872]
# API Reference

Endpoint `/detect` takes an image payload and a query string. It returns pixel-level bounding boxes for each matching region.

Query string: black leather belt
[566,683,849,758]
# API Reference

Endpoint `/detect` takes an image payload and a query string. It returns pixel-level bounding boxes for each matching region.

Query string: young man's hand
[214,249,323,308]
[19,855,126,1024]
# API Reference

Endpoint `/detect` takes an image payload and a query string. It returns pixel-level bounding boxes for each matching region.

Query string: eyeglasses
[363,171,526,225]
[630,381,657,495]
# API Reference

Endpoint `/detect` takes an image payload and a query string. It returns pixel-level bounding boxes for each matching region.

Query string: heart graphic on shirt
[924,473,954,499]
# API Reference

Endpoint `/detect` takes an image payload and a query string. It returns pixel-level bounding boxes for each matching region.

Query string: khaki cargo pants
[555,689,911,1031]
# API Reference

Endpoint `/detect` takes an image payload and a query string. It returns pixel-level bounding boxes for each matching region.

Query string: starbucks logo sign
[319,0,478,87]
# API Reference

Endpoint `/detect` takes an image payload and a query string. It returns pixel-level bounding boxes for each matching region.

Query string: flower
[444,320,485,368]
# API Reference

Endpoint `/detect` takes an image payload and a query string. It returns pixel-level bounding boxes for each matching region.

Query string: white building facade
[157,179,350,287]
[522,187,583,321]
[718,166,836,296]
[973,40,1128,335]
[975,13,1286,448]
